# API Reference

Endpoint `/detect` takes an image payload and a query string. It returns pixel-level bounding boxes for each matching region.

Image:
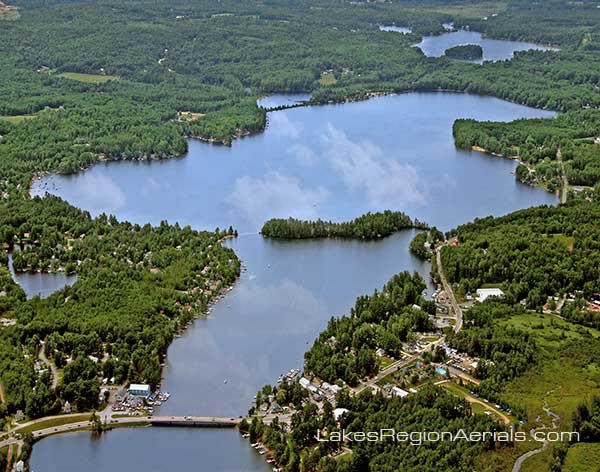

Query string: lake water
[8,253,77,299]
[416,30,557,63]
[30,92,557,471]
[257,93,311,109]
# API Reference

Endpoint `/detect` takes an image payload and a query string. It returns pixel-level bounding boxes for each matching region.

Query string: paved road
[436,243,463,333]
[0,415,240,449]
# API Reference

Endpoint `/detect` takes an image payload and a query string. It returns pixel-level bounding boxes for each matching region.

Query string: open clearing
[59,72,119,83]
[319,71,337,86]
[0,114,37,124]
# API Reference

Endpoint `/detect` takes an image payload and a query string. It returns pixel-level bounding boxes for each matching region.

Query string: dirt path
[0,381,5,405]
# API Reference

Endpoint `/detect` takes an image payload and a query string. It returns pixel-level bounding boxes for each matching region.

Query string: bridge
[148,415,240,427]
[0,415,241,449]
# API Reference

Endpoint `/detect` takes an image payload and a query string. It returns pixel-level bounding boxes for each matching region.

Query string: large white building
[128,383,151,397]
[476,288,504,303]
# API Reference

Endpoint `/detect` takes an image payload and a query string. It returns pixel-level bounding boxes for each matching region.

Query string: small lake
[7,253,77,299]
[416,30,558,63]
[30,92,557,471]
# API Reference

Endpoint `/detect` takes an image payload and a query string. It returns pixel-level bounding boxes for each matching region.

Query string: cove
[416,30,558,63]
[30,92,557,471]
[8,253,77,300]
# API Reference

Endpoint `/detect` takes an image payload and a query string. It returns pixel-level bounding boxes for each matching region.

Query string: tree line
[261,211,427,240]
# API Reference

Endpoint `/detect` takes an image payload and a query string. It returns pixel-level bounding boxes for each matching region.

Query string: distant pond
[8,253,77,299]
[416,29,558,63]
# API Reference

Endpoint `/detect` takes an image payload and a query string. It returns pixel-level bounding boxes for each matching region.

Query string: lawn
[59,72,119,83]
[545,233,575,252]
[15,414,91,433]
[498,312,598,350]
[319,71,337,86]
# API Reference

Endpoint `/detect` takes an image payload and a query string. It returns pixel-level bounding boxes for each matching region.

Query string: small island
[260,210,428,240]
[444,44,483,60]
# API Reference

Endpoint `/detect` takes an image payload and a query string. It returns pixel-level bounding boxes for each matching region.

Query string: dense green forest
[442,202,600,326]
[0,196,239,416]
[0,0,599,195]
[409,227,444,259]
[444,44,483,60]
[261,211,427,240]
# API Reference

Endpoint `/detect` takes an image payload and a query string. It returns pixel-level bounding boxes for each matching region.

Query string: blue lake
[30,92,557,471]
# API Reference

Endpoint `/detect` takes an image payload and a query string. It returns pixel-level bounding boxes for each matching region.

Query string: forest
[441,202,600,326]
[0,196,240,416]
[444,44,483,60]
[260,211,427,240]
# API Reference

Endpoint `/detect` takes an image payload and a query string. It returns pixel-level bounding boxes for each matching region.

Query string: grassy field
[500,313,600,431]
[0,8,19,20]
[498,312,599,350]
[319,71,337,86]
[422,1,508,19]
[562,442,600,472]
[15,414,91,433]
[59,72,119,83]
[0,114,37,124]
[545,233,575,252]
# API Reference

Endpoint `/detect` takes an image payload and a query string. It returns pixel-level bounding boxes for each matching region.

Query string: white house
[299,377,310,389]
[391,387,409,398]
[476,288,504,303]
